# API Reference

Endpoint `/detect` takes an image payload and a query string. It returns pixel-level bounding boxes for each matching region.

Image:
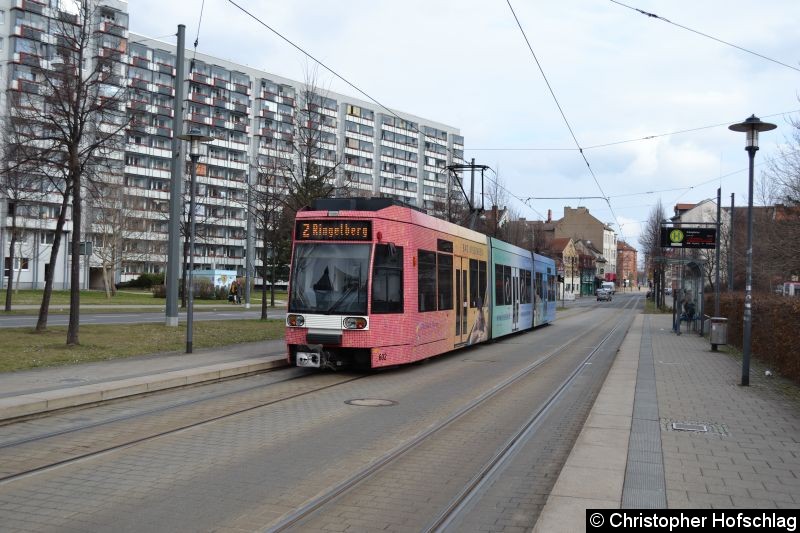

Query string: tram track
[266,297,640,532]
[0,372,367,484]
[0,297,639,511]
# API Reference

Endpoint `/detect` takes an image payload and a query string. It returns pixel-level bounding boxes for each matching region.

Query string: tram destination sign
[660,227,716,249]
[295,220,372,241]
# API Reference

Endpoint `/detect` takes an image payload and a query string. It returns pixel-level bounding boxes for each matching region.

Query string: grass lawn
[2,289,288,311]
[0,319,285,373]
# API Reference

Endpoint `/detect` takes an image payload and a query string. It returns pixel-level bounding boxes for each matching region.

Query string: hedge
[706,292,800,383]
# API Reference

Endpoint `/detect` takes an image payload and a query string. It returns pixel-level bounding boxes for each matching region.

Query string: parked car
[665,287,673,295]
[596,288,612,302]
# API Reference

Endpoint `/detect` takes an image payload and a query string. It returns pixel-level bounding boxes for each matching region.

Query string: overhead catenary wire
[225,0,464,175]
[505,0,627,243]
[189,0,206,74]
[609,0,800,74]
[467,109,799,152]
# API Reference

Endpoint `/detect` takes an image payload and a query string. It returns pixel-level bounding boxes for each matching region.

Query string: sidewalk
[536,312,800,531]
[0,339,288,421]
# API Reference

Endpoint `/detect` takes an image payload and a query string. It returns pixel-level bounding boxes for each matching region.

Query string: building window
[5,257,29,273]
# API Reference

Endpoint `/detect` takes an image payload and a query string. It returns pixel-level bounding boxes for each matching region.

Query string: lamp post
[177,128,213,353]
[728,115,776,386]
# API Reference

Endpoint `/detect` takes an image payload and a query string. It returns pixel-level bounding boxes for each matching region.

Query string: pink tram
[285,198,557,370]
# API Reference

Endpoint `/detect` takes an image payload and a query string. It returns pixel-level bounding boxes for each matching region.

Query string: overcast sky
[131,0,800,252]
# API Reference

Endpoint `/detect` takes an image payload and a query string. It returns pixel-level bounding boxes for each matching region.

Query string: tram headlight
[343,317,367,330]
[287,314,305,327]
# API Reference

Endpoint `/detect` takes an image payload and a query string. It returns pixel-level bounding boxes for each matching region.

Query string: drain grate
[662,418,730,437]
[672,422,708,432]
[345,398,397,407]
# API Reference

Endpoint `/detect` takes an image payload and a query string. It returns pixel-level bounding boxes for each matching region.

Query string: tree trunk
[270,260,276,307]
[102,265,112,299]
[67,173,81,346]
[4,216,17,311]
[260,235,269,320]
[36,188,71,332]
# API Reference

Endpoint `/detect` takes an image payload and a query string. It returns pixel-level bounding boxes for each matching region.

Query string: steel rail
[428,297,639,531]
[0,373,366,486]
[264,296,641,532]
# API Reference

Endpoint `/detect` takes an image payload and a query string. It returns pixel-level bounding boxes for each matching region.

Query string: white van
[601,281,615,294]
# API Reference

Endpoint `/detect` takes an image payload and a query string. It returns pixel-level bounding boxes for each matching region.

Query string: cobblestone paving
[651,314,800,509]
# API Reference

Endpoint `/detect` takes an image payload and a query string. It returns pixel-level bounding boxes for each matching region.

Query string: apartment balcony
[14,0,46,15]
[232,82,250,96]
[130,78,150,91]
[131,56,149,69]
[259,90,277,102]
[99,47,127,62]
[13,52,42,68]
[187,113,212,126]
[191,72,212,86]
[189,92,212,105]
[10,78,40,94]
[156,62,174,76]
[125,165,171,180]
[99,21,128,39]
[127,144,171,159]
[154,83,174,97]
[16,24,44,41]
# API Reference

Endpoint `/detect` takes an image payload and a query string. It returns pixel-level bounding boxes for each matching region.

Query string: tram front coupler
[295,345,346,370]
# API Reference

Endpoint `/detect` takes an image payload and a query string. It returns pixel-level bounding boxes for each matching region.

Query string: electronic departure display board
[660,227,717,249]
[295,220,372,241]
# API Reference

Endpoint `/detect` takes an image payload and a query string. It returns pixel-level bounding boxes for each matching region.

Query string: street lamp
[728,114,776,386]
[177,128,213,353]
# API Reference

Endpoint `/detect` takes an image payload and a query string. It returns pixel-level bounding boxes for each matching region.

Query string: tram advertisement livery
[285,198,557,370]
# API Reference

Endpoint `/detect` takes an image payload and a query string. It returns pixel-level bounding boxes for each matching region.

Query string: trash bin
[710,317,727,351]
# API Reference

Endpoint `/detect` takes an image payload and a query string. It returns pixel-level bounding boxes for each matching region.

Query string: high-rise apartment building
[0,0,464,289]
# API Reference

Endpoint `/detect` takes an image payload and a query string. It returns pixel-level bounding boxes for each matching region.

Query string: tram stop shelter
[671,258,705,335]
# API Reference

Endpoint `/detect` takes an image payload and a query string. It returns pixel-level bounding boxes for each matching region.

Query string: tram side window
[418,250,437,312]
[504,266,512,305]
[372,244,403,313]
[437,253,453,310]
[470,259,488,308]
[521,269,532,304]
[535,272,544,303]
[548,274,557,302]
[495,264,512,306]
[495,264,504,306]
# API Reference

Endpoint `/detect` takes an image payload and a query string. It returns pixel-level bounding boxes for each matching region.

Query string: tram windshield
[289,243,370,314]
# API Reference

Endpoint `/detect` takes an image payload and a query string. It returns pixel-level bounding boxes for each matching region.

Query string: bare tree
[0,118,44,311]
[86,181,151,297]
[247,73,352,318]
[9,1,129,343]
[641,199,667,305]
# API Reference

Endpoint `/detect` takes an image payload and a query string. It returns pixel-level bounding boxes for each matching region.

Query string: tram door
[512,267,520,331]
[455,257,468,344]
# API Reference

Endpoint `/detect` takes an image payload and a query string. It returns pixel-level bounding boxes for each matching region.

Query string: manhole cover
[672,422,708,432]
[345,398,397,407]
